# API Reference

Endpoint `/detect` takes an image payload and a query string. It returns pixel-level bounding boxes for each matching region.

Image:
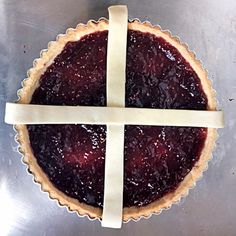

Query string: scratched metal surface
[0,0,236,235]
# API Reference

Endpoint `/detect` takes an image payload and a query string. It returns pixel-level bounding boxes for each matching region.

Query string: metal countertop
[0,0,236,235]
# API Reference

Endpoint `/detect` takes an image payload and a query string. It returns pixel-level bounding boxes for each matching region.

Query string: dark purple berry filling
[28,30,208,208]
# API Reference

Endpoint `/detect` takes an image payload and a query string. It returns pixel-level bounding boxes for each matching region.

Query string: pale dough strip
[102,124,124,228]
[5,103,224,128]
[102,5,128,228]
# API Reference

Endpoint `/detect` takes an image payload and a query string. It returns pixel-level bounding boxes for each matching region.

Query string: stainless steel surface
[0,0,235,235]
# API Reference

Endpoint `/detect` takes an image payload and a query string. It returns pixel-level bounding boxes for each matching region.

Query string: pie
[15,19,217,221]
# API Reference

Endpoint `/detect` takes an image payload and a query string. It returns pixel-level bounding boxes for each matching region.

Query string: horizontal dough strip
[5,103,224,128]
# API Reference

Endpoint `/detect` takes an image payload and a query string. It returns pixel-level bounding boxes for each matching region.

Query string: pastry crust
[15,19,217,222]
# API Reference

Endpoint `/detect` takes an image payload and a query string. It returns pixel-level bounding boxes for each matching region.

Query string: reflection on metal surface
[0,181,15,236]
[0,181,30,236]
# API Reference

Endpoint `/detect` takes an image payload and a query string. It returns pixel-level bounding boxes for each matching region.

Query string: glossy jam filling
[28,30,208,208]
